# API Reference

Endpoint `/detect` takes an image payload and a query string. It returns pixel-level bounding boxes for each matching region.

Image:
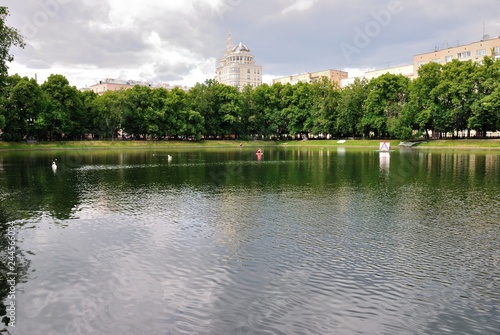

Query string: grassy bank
[412,139,500,149]
[0,138,499,151]
[0,139,261,150]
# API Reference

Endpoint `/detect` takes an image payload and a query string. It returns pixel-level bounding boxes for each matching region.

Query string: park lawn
[0,139,276,150]
[413,139,500,148]
[0,138,499,151]
[0,139,399,150]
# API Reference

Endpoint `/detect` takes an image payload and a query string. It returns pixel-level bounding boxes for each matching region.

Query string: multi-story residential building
[216,33,263,91]
[413,36,500,77]
[273,69,348,87]
[341,64,414,87]
[86,78,189,95]
[88,78,141,95]
[363,64,414,81]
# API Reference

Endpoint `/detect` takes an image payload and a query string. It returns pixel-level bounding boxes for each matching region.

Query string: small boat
[256,148,263,160]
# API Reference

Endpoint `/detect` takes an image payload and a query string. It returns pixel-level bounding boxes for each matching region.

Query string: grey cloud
[4,0,500,86]
[26,58,51,69]
[152,61,197,82]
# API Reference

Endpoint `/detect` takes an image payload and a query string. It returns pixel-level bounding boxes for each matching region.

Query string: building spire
[225,32,234,54]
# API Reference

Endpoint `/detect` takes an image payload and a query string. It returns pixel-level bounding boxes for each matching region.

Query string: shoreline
[0,139,499,152]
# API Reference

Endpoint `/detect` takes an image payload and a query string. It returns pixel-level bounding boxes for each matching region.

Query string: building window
[457,51,471,59]
[445,55,453,62]
[476,49,487,57]
[495,46,500,55]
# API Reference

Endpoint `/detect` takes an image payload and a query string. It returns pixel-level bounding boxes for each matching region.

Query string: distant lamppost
[27,117,35,141]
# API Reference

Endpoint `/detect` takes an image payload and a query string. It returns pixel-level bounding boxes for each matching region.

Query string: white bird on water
[153,153,172,161]
[51,160,57,172]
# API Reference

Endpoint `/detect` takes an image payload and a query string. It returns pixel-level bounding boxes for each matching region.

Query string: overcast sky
[4,0,500,88]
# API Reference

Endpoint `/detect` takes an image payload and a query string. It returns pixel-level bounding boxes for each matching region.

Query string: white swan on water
[153,153,172,161]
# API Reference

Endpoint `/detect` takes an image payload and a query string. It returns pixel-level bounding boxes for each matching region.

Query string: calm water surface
[0,147,499,334]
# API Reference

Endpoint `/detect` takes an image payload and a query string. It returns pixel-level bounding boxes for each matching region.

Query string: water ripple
[10,154,500,335]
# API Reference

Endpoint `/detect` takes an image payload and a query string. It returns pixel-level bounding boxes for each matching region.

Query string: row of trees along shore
[1,57,500,141]
[1,5,499,142]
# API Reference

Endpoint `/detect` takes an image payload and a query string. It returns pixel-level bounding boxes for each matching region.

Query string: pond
[1,146,499,334]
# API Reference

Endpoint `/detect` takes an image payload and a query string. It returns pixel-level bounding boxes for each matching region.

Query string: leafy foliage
[1,59,500,141]
[0,7,25,88]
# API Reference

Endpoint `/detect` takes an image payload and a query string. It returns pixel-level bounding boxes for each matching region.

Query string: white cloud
[26,58,51,69]
[281,0,316,14]
[4,0,500,89]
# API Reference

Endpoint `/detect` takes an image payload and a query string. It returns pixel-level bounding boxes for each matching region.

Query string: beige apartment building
[216,34,263,91]
[272,69,348,87]
[363,64,414,80]
[341,64,414,87]
[413,36,500,77]
[88,78,141,95]
[87,78,189,95]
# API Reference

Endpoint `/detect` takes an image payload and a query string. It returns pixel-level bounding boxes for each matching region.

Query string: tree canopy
[0,6,499,142]
[2,57,500,142]
[0,6,25,88]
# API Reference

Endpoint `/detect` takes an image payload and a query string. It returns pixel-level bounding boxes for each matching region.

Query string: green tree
[189,80,217,138]
[163,85,206,141]
[92,90,124,139]
[252,83,281,139]
[161,87,193,138]
[0,75,24,140]
[362,74,410,138]
[32,91,53,140]
[80,90,99,139]
[275,83,295,138]
[0,7,25,88]
[304,78,340,138]
[337,78,369,137]
[189,80,241,138]
[179,109,205,140]
[122,85,155,139]
[434,59,478,138]
[3,75,42,141]
[407,62,442,138]
[147,88,168,139]
[240,84,261,138]
[285,82,316,138]
[40,74,84,139]
[215,83,242,137]
[469,57,500,137]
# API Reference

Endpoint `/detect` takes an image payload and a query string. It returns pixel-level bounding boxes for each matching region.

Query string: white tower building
[216,33,263,91]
